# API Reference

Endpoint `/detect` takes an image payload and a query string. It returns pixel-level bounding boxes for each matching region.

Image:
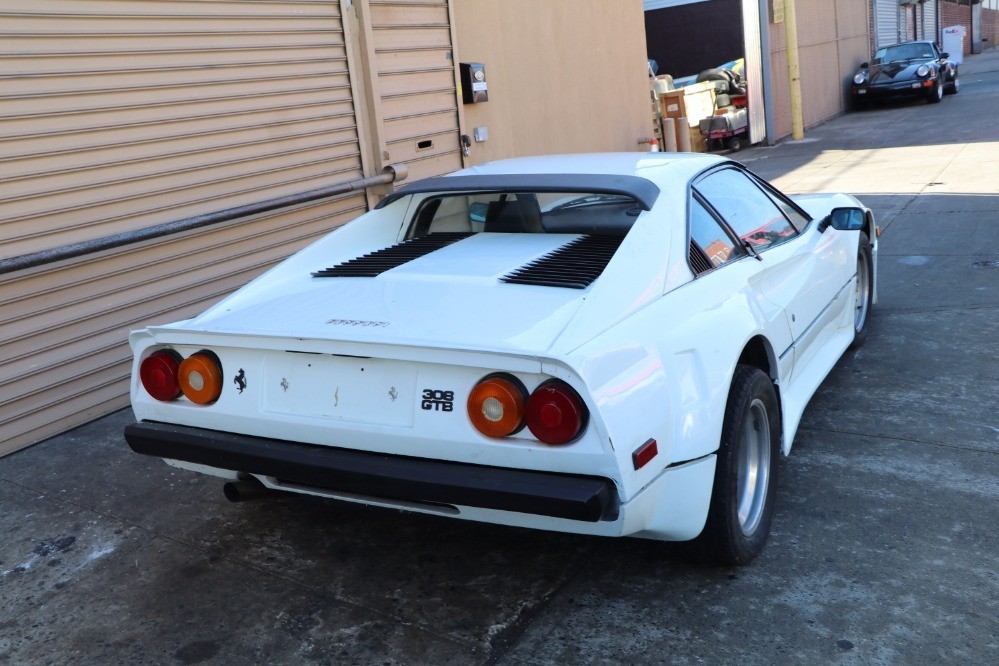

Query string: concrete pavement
[2,50,998,665]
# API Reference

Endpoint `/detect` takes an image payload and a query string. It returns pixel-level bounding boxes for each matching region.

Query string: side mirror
[822,207,866,232]
[860,61,869,69]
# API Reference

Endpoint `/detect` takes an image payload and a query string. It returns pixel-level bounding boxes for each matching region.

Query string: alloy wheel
[855,244,871,333]
[736,399,772,536]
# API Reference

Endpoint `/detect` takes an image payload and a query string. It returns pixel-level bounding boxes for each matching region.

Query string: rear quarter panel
[567,260,784,500]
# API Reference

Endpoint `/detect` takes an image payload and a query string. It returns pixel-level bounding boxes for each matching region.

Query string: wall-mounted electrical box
[460,62,488,104]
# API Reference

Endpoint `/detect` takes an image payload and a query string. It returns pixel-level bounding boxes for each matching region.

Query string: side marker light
[632,439,659,470]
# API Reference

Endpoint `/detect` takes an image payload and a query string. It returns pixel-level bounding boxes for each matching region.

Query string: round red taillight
[467,374,528,438]
[178,350,223,405]
[139,350,183,401]
[525,379,588,445]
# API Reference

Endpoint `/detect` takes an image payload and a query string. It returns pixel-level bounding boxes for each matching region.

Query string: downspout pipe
[759,0,776,146]
[0,164,408,276]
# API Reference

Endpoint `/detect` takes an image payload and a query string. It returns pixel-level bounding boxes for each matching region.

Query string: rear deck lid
[160,233,594,354]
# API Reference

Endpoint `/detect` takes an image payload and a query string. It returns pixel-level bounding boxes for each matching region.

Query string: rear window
[405,191,644,240]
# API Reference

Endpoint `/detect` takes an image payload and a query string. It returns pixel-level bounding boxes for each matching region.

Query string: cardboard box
[688,127,707,153]
[659,82,716,153]
[659,82,716,124]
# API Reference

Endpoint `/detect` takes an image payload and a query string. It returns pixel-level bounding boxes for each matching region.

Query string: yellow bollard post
[785,0,805,140]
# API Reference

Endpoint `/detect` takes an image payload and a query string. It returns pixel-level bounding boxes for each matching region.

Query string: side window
[694,168,798,253]
[690,195,740,268]
[753,177,810,231]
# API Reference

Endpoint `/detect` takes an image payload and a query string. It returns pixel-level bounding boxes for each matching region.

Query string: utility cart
[699,108,749,152]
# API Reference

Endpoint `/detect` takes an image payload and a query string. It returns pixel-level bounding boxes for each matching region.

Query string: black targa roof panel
[375,174,661,211]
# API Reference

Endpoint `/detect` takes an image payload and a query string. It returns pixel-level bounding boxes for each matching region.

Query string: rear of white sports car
[126,153,876,564]
[126,332,715,541]
[126,156,720,545]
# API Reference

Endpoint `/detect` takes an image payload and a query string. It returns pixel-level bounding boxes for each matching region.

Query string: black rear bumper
[124,421,618,522]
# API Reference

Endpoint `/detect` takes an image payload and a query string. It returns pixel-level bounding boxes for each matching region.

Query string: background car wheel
[690,365,780,565]
[850,232,874,349]
[927,77,943,103]
[946,69,960,94]
[727,136,743,152]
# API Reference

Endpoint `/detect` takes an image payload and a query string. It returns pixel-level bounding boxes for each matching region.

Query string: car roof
[882,40,936,48]
[461,152,726,182]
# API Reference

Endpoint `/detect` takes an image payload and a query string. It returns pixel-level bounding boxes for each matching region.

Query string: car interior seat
[484,197,544,233]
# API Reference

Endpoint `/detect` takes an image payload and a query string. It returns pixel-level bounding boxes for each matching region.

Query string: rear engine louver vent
[313,232,473,278]
[500,235,625,289]
[689,241,713,275]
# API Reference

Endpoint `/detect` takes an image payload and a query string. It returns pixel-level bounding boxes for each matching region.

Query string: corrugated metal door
[0,0,370,455]
[924,1,938,44]
[369,0,462,181]
[876,0,901,47]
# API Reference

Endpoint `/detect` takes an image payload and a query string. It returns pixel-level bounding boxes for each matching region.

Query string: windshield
[405,191,643,239]
[874,43,935,65]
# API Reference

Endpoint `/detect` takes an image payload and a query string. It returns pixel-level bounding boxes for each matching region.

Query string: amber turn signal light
[178,351,223,405]
[467,374,528,438]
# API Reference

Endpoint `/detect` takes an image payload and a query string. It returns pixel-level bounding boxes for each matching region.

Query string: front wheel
[946,68,960,94]
[850,232,874,349]
[927,76,944,103]
[695,365,780,565]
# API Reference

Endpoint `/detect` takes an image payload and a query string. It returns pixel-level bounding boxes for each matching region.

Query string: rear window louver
[689,241,713,275]
[312,232,473,278]
[500,235,625,289]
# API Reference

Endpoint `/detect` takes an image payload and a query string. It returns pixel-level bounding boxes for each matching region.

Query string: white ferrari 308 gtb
[125,153,877,564]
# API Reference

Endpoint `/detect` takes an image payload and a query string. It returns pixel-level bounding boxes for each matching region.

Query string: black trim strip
[125,421,618,523]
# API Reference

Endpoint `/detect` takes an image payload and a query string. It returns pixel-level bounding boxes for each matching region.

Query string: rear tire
[692,365,780,565]
[850,232,873,349]
[727,136,743,152]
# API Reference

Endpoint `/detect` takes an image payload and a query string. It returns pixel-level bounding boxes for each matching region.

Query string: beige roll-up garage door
[369,0,463,181]
[0,0,369,455]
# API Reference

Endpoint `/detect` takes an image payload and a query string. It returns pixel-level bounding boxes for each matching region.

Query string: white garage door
[875,0,901,47]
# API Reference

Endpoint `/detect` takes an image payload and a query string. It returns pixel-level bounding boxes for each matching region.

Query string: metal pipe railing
[0,164,408,276]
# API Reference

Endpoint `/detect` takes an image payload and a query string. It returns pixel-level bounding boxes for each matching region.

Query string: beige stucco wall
[453,0,652,164]
[769,0,871,141]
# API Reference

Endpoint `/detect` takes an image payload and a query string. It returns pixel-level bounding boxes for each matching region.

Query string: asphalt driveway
[2,50,998,666]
